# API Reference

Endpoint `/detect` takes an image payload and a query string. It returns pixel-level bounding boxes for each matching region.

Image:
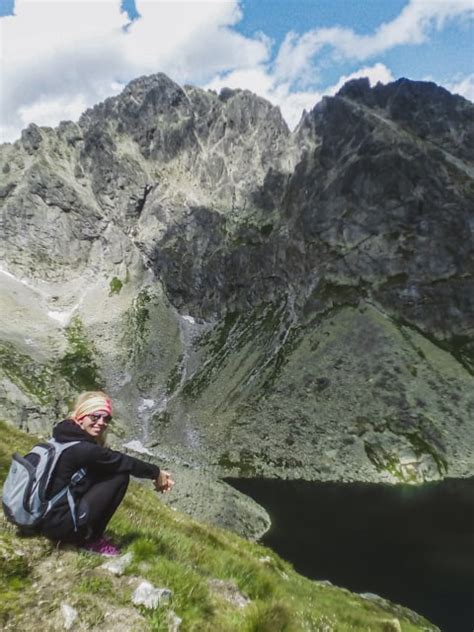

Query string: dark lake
[226,477,474,632]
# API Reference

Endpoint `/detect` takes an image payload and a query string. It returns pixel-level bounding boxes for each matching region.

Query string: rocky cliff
[1,74,473,484]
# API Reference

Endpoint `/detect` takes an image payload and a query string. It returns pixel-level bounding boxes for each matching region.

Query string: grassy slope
[0,421,438,631]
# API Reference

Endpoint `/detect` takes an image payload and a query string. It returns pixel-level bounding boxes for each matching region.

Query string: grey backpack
[2,439,86,532]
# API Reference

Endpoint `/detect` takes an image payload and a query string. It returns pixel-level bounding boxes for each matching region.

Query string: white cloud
[272,0,474,89]
[123,0,269,82]
[0,0,472,142]
[0,0,269,142]
[446,74,474,102]
[0,1,128,139]
[206,62,395,130]
[18,94,89,129]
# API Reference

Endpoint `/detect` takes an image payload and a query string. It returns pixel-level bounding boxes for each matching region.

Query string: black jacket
[46,419,160,499]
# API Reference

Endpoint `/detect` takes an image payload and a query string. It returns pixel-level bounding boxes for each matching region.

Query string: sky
[0,0,473,143]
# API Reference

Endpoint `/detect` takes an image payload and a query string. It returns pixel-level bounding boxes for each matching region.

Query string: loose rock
[100,551,133,576]
[60,603,78,630]
[166,609,182,632]
[208,578,250,608]
[132,580,172,609]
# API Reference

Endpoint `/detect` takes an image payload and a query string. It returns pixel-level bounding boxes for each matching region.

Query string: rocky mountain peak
[0,74,473,485]
[335,77,474,161]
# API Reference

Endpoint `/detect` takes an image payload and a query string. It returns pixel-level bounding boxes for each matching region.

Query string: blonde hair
[69,390,112,446]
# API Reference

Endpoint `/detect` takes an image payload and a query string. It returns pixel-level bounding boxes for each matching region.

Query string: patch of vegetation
[183,298,297,400]
[218,451,259,477]
[0,343,57,405]
[444,333,474,375]
[409,365,418,377]
[124,288,153,360]
[57,316,102,390]
[109,276,123,295]
[364,442,413,483]
[0,421,38,478]
[182,312,242,398]
[364,421,448,483]
[149,410,171,433]
[259,224,274,237]
[166,355,184,396]
[133,290,152,337]
[397,318,474,376]
[308,280,360,308]
[206,310,241,354]
[77,575,114,595]
[218,448,305,477]
[0,422,53,628]
[0,421,439,631]
[387,414,448,478]
[259,325,303,392]
[405,432,448,476]
[0,540,33,626]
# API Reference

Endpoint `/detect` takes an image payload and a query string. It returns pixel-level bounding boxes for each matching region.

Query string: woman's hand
[154,470,174,493]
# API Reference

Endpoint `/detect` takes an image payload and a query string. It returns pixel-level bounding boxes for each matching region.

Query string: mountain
[1,74,473,486]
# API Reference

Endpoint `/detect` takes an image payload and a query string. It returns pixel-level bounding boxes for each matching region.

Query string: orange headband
[73,396,112,421]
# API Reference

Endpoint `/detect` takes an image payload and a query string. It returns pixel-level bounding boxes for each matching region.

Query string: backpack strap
[46,440,87,532]
[47,467,86,504]
[45,439,81,491]
[68,467,86,531]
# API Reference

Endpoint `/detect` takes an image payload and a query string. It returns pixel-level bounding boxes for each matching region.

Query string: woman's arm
[84,443,161,480]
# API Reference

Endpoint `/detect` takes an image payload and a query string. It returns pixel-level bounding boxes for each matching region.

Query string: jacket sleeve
[83,444,160,479]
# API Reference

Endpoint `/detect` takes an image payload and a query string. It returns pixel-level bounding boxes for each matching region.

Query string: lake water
[226,477,474,632]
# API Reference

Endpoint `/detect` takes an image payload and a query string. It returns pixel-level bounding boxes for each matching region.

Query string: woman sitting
[40,390,173,556]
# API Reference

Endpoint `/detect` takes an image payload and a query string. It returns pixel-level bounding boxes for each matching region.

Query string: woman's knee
[114,472,130,491]
[97,472,130,491]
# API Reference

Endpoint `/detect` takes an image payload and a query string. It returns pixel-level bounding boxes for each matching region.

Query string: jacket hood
[53,418,97,444]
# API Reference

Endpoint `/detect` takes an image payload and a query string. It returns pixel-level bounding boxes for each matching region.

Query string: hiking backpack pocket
[2,440,83,530]
[2,453,40,527]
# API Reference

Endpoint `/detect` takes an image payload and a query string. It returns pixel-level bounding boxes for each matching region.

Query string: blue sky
[1,0,473,142]
[240,0,474,81]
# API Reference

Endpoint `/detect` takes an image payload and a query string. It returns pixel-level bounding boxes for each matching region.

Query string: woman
[40,391,174,556]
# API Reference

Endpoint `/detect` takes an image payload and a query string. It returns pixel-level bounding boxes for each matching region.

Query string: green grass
[0,421,439,631]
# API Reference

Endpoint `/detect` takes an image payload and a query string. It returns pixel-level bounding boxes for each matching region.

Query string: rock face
[0,74,473,484]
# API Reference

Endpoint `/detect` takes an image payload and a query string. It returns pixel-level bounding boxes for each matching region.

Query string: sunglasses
[88,413,112,424]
